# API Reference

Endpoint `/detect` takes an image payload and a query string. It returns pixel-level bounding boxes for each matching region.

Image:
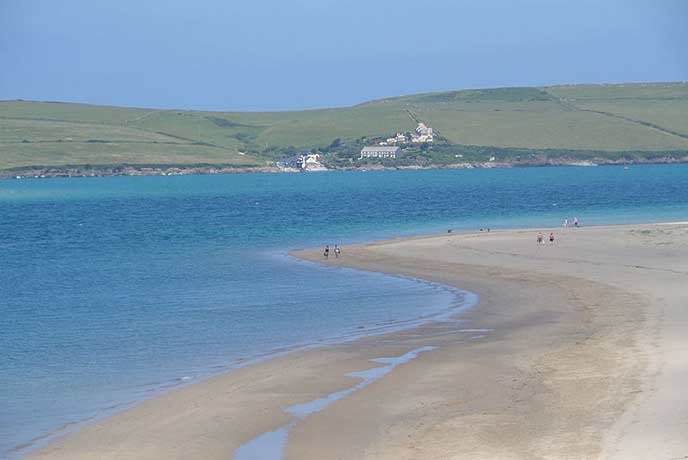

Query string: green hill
[1,82,687,173]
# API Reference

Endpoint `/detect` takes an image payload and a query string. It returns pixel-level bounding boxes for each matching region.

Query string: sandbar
[28,223,688,459]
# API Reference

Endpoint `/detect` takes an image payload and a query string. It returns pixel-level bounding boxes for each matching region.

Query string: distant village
[385,122,436,146]
[359,122,434,160]
[278,122,436,171]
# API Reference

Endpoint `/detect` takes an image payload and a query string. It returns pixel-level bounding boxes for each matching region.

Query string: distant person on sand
[563,217,568,228]
[334,245,341,258]
[537,232,544,245]
[574,217,579,228]
[549,232,555,244]
[323,245,329,258]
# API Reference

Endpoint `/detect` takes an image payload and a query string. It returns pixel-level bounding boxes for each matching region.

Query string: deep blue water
[1,164,687,457]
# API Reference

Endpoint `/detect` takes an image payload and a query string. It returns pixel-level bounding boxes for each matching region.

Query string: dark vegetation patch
[205,116,257,129]
[232,132,258,143]
[412,143,688,165]
[318,133,688,168]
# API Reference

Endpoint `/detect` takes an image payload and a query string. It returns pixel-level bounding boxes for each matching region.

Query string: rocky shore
[2,155,687,179]
[0,164,282,179]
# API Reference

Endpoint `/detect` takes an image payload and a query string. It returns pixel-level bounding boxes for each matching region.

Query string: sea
[1,164,687,458]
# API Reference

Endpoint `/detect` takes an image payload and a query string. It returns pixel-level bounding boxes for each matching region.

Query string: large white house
[299,153,327,171]
[411,122,434,143]
[416,122,433,136]
[360,146,400,159]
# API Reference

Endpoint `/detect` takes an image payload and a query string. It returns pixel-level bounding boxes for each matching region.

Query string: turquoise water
[1,164,687,457]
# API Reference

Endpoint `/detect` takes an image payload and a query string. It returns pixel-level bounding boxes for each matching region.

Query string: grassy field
[1,82,687,171]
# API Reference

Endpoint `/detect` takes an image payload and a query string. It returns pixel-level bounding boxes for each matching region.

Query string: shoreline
[2,156,688,180]
[11,261,473,460]
[26,222,688,459]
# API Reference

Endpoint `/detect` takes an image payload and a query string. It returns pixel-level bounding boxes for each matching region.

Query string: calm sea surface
[1,164,687,456]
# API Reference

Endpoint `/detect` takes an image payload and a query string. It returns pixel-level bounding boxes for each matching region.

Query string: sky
[1,0,687,111]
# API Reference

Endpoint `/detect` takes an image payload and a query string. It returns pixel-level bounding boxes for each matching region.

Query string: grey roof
[361,146,400,152]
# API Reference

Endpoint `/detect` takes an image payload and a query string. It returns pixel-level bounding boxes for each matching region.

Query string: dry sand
[28,223,688,460]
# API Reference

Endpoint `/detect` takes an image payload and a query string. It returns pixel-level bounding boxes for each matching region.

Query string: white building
[412,134,433,143]
[295,153,327,171]
[384,133,408,145]
[299,153,320,168]
[411,122,434,143]
[360,146,400,159]
[416,122,433,136]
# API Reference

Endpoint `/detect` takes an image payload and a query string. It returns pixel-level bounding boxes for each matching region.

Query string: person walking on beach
[549,232,555,245]
[537,232,544,245]
[563,217,568,228]
[574,217,579,228]
[334,245,341,258]
[323,245,330,258]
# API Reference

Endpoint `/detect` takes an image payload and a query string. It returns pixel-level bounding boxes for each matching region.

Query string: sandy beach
[28,222,688,460]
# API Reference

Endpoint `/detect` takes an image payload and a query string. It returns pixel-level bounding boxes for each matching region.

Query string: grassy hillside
[1,82,687,171]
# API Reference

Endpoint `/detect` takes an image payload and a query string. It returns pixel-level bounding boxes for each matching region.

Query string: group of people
[537,232,556,245]
[563,216,580,228]
[323,219,582,253]
[323,244,341,259]
[537,216,582,245]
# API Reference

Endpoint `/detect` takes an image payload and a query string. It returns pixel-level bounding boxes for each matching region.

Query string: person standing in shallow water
[334,245,341,258]
[323,245,329,258]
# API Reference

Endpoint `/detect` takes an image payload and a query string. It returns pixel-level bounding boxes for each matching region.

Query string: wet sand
[29,223,688,459]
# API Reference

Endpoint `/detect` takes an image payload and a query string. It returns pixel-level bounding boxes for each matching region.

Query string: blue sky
[1,0,686,110]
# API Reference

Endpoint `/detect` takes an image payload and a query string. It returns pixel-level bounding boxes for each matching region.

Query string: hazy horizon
[2,0,686,111]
